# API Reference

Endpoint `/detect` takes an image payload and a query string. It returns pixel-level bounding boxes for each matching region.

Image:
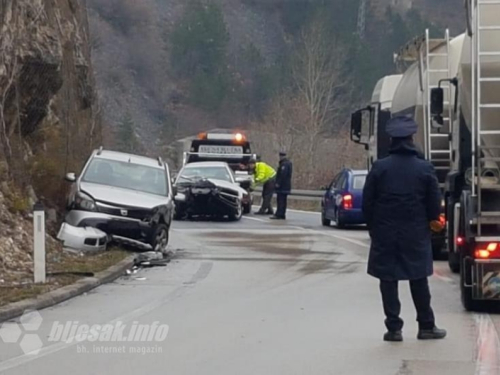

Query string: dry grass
[50,247,130,274]
[0,248,130,307]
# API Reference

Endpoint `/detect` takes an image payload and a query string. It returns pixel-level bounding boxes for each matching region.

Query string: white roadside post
[33,202,46,284]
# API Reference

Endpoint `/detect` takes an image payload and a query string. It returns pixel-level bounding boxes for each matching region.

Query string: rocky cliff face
[0,0,98,281]
[0,0,100,205]
[0,0,99,175]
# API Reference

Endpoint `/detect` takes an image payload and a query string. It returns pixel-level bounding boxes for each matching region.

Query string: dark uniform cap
[386,116,418,138]
[279,151,287,157]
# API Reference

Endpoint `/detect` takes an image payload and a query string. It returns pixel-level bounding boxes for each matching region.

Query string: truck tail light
[474,242,499,259]
[343,194,353,210]
[456,236,464,246]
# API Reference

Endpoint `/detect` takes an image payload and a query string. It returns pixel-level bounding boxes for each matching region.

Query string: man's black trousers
[258,178,275,214]
[276,193,288,218]
[379,278,435,332]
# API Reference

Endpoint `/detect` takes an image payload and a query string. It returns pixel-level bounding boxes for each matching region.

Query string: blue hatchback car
[321,169,368,228]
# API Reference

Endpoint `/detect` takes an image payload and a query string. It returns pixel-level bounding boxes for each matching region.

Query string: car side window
[342,174,348,190]
[335,174,346,190]
[329,175,339,192]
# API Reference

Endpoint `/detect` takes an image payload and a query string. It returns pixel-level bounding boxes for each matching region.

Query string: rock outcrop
[0,0,100,173]
[0,0,99,284]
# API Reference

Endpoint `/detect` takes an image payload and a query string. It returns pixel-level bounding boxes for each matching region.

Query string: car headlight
[75,192,97,211]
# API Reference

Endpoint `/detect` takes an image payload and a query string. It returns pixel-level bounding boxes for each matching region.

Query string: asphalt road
[0,209,499,374]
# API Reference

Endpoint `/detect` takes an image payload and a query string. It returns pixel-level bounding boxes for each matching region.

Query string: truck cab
[351,75,403,170]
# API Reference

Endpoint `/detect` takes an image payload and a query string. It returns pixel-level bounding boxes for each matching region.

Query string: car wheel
[335,209,345,229]
[321,208,331,227]
[229,200,243,221]
[151,223,169,255]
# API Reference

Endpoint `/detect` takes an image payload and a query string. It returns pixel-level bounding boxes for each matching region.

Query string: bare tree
[252,20,357,189]
[292,22,350,136]
[291,22,352,185]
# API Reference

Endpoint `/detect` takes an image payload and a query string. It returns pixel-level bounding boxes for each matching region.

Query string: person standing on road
[248,158,276,215]
[271,151,293,220]
[362,116,447,342]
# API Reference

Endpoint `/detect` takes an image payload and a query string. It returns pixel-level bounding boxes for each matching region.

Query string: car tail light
[456,236,464,246]
[474,242,500,259]
[342,194,353,210]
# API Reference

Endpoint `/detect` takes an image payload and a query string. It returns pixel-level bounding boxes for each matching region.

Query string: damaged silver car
[62,148,175,254]
[174,162,249,221]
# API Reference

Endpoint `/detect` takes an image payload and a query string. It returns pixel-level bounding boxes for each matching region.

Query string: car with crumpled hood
[173,161,249,221]
[63,148,174,254]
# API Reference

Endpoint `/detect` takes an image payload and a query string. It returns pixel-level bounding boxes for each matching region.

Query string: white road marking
[286,209,320,215]
[302,228,370,249]
[433,272,455,284]
[242,216,268,223]
[474,314,500,375]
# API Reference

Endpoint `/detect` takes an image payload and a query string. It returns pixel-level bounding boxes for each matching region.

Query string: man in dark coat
[271,151,293,220]
[362,116,447,342]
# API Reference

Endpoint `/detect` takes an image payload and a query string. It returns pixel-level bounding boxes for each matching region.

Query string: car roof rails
[97,146,104,155]
[158,156,163,167]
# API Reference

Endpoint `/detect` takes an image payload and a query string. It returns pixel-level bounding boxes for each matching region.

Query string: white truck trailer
[429,0,500,310]
[353,0,500,310]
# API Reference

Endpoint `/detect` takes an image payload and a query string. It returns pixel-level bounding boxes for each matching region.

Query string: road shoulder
[0,254,136,323]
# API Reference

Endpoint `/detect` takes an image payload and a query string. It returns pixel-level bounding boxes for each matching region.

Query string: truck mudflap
[471,260,500,300]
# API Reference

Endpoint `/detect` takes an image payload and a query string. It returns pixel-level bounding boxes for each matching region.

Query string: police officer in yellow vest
[248,158,276,215]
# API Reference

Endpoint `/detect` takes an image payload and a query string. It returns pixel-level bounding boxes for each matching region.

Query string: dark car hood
[80,182,170,209]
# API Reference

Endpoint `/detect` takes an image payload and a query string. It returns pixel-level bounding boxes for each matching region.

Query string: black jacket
[276,158,293,194]
[362,139,441,281]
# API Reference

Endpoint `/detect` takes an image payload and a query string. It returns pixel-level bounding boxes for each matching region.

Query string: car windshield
[178,166,233,183]
[352,175,367,190]
[82,159,168,196]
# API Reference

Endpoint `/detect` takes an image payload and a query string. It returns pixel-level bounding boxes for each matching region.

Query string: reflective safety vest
[254,162,276,185]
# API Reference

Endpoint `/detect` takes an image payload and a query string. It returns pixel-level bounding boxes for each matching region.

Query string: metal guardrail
[254,187,324,202]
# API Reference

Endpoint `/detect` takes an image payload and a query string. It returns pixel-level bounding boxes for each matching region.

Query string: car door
[325,174,340,218]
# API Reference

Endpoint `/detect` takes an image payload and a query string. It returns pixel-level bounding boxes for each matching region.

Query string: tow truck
[182,131,256,214]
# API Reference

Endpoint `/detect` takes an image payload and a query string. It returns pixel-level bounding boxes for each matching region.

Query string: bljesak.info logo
[0,311,169,356]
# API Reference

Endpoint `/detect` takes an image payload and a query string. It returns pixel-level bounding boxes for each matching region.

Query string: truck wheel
[460,254,481,311]
[446,197,460,273]
[448,251,460,273]
[432,242,446,260]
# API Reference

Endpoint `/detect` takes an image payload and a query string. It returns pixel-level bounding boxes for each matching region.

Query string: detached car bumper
[65,210,155,247]
[57,223,108,252]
